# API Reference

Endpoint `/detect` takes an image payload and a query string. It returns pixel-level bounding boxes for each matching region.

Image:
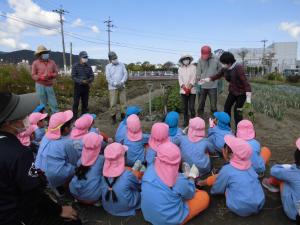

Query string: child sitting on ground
[205,135,265,217]
[123,114,149,167]
[100,143,141,216]
[262,137,300,221]
[236,119,271,174]
[115,106,142,143]
[141,142,210,225]
[180,117,214,177]
[35,110,78,191]
[145,122,170,165]
[29,112,48,146]
[207,111,233,154]
[164,111,183,146]
[69,133,104,205]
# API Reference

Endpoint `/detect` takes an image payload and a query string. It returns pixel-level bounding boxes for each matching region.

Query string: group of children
[18,104,300,225]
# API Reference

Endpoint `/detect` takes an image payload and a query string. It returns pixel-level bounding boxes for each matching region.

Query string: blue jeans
[35,83,58,114]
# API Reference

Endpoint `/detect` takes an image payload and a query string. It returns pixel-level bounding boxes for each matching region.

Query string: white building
[229,42,298,72]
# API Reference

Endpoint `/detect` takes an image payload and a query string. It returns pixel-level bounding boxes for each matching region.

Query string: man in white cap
[0,92,81,225]
[71,51,94,119]
[31,45,59,114]
[105,51,128,124]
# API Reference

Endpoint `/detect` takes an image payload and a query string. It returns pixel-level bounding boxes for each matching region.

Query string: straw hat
[35,45,50,56]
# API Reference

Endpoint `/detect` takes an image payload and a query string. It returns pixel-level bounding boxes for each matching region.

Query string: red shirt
[31,59,58,86]
[211,64,251,96]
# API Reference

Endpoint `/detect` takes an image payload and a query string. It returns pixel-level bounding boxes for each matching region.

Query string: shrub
[264,72,285,81]
[286,75,300,83]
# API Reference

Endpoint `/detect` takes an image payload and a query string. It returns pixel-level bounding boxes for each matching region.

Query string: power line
[104,17,114,53]
[53,6,69,73]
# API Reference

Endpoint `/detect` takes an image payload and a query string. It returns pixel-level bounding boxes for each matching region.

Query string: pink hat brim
[296,138,300,150]
[154,158,179,187]
[103,157,125,177]
[127,130,143,142]
[188,128,205,143]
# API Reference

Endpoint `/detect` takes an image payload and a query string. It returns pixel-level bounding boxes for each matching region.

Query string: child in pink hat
[209,135,265,217]
[123,114,149,166]
[237,119,271,175]
[29,112,48,147]
[262,137,300,221]
[145,122,170,165]
[179,117,215,177]
[69,132,104,204]
[35,110,79,190]
[17,125,36,147]
[100,142,141,216]
[141,142,210,225]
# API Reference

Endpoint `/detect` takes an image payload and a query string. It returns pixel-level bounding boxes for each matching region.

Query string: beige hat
[35,45,50,56]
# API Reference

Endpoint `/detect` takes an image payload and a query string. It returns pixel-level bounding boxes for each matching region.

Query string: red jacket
[31,59,58,86]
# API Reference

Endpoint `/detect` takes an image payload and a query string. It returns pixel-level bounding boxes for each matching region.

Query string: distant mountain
[0,50,108,68]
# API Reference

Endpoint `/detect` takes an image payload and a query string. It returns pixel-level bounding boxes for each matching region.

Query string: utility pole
[70,42,72,71]
[261,39,268,76]
[104,17,114,53]
[53,5,69,74]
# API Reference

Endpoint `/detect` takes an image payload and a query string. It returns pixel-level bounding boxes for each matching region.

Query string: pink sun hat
[127,114,143,141]
[296,138,300,150]
[188,117,205,142]
[224,135,252,170]
[70,114,94,140]
[46,110,73,140]
[103,143,128,178]
[17,125,36,146]
[148,123,170,151]
[81,133,103,166]
[154,142,181,187]
[236,119,255,141]
[29,112,48,126]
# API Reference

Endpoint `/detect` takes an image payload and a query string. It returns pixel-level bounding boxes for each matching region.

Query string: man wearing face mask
[105,51,128,124]
[0,92,82,225]
[178,54,196,127]
[196,46,222,118]
[71,51,94,119]
[31,45,59,114]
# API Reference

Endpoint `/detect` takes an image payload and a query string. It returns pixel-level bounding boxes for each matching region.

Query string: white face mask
[41,53,49,60]
[111,59,118,65]
[222,64,229,69]
[182,59,190,66]
[82,58,88,63]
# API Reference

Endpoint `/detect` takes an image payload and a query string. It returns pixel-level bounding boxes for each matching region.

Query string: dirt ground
[73,87,299,225]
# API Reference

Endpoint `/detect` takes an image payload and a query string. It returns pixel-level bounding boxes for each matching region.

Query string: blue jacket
[180,136,214,176]
[145,147,156,165]
[123,134,149,166]
[247,139,265,173]
[69,156,104,203]
[211,164,265,217]
[100,170,141,216]
[35,136,78,188]
[115,121,126,143]
[170,128,183,146]
[271,164,300,220]
[208,126,233,153]
[141,165,195,225]
[72,139,83,158]
[34,127,45,143]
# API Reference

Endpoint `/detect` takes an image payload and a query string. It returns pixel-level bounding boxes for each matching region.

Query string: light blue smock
[123,134,149,166]
[170,128,184,146]
[34,127,45,143]
[141,165,195,225]
[247,139,265,173]
[69,156,104,203]
[179,136,214,176]
[207,126,233,153]
[145,147,156,165]
[100,170,141,216]
[271,164,300,220]
[35,135,78,188]
[211,164,265,217]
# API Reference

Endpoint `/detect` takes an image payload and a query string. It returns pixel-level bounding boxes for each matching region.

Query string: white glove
[112,81,118,87]
[132,160,142,171]
[188,164,199,179]
[198,77,211,85]
[181,162,191,177]
[209,118,215,128]
[246,92,252,104]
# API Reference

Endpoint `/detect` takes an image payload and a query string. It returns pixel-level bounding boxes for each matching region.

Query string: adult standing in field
[31,45,59,114]
[105,51,128,124]
[199,51,251,127]
[71,51,94,119]
[178,54,196,127]
[196,45,222,118]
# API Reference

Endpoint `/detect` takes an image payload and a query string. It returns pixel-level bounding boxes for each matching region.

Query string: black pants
[224,92,246,127]
[181,94,196,126]
[73,83,90,118]
[197,88,217,117]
